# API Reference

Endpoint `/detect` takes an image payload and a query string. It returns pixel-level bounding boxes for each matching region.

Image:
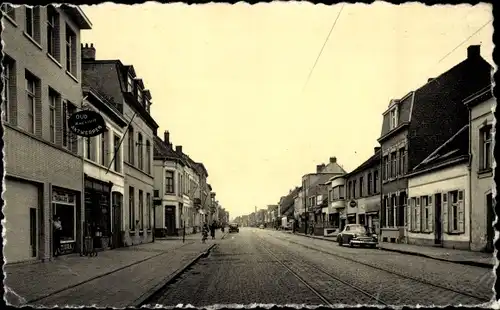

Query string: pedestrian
[210,220,216,239]
[53,216,62,257]
[221,224,225,233]
[202,223,209,243]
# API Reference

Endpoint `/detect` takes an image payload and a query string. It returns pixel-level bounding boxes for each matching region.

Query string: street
[144,228,494,307]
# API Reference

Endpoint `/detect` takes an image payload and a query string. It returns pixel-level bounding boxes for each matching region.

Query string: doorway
[112,192,123,249]
[486,193,494,253]
[165,205,176,235]
[434,193,442,245]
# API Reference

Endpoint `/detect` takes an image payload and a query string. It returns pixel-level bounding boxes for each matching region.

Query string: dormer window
[389,108,398,130]
[145,99,150,113]
[137,87,143,104]
[127,75,133,93]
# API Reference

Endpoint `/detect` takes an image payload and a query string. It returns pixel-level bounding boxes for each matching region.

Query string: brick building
[378,45,492,244]
[2,4,92,263]
[81,44,159,246]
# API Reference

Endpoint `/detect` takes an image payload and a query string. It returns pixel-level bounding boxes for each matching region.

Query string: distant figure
[202,223,209,243]
[221,225,225,233]
[53,216,62,256]
[210,220,217,239]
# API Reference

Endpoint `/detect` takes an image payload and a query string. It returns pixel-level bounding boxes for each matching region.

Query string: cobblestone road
[146,228,495,307]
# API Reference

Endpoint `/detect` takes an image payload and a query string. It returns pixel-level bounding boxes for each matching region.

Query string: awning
[365,211,379,216]
[364,200,380,214]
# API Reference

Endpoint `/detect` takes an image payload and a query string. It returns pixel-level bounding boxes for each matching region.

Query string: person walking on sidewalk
[53,216,62,257]
[202,223,209,243]
[210,220,217,240]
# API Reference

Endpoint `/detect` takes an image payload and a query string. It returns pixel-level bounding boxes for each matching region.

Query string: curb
[134,243,217,307]
[378,246,494,269]
[26,241,195,305]
[286,230,494,269]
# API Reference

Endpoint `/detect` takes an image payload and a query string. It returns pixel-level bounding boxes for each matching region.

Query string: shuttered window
[415,197,421,232]
[448,190,465,233]
[427,195,433,232]
[442,193,448,233]
[407,198,413,231]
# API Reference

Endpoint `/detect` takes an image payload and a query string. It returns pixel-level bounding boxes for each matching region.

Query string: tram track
[255,231,491,305]
[268,232,492,303]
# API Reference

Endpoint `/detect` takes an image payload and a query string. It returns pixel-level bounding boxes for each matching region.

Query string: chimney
[316,164,325,173]
[467,45,480,59]
[164,130,170,145]
[329,157,337,163]
[374,147,381,154]
[81,43,96,61]
[175,145,183,153]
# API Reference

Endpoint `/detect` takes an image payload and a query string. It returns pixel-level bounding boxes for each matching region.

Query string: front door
[486,193,494,253]
[112,192,123,249]
[434,193,442,245]
[165,206,176,235]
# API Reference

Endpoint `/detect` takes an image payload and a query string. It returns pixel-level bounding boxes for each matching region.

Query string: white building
[326,175,346,229]
[82,87,127,250]
[407,125,470,250]
[464,85,494,252]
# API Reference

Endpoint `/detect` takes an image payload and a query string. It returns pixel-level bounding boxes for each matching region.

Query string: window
[127,76,133,93]
[389,108,397,130]
[48,88,59,143]
[373,170,379,193]
[154,190,159,198]
[52,192,76,242]
[347,181,352,199]
[129,187,135,230]
[390,152,397,178]
[62,101,76,152]
[138,133,143,170]
[480,125,492,170]
[25,73,37,133]
[352,180,356,198]
[100,131,108,167]
[65,24,77,75]
[146,140,151,174]
[85,137,97,161]
[25,6,34,37]
[137,88,143,104]
[1,4,15,21]
[46,6,60,61]
[339,185,344,199]
[399,148,406,176]
[128,126,134,164]
[359,177,364,197]
[367,173,372,195]
[409,197,416,231]
[383,156,389,180]
[2,57,15,124]
[421,196,429,231]
[178,173,183,196]
[145,99,151,113]
[448,190,464,233]
[328,189,333,202]
[388,195,396,227]
[139,190,144,230]
[113,134,122,172]
[165,171,175,194]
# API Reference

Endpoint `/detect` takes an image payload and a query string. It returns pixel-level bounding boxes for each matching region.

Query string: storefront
[347,213,357,224]
[52,188,79,255]
[84,176,112,250]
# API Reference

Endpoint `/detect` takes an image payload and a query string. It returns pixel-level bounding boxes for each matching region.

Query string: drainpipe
[467,107,473,251]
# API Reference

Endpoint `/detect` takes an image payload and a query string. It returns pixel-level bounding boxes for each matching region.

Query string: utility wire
[301,4,345,94]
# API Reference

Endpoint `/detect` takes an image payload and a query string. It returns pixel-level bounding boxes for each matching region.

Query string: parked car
[337,224,378,248]
[229,223,239,233]
[259,224,265,229]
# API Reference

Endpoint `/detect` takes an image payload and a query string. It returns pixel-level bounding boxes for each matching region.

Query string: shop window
[52,190,76,243]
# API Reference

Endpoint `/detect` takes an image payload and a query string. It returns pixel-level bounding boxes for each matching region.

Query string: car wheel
[338,238,342,246]
[349,240,354,247]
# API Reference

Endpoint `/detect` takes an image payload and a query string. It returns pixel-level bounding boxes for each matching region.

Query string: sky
[81,2,493,219]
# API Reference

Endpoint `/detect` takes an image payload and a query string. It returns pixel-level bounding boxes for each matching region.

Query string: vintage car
[337,224,378,248]
[229,223,239,233]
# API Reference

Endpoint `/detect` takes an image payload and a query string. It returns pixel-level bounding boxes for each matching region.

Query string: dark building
[377,45,492,244]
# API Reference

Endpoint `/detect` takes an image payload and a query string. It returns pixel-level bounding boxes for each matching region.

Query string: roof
[153,136,186,165]
[463,84,493,108]
[280,187,301,215]
[345,149,381,178]
[410,124,469,176]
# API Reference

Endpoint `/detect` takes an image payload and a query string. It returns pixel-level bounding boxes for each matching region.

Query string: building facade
[81,44,159,246]
[2,4,92,263]
[343,147,381,233]
[464,85,494,252]
[326,175,346,230]
[81,87,127,250]
[378,45,492,244]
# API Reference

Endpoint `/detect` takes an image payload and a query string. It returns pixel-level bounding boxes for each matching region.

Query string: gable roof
[153,136,186,165]
[280,187,301,216]
[345,149,381,178]
[410,124,469,176]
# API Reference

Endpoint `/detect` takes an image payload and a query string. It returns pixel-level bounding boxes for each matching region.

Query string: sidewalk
[157,229,227,241]
[282,230,495,268]
[4,237,219,307]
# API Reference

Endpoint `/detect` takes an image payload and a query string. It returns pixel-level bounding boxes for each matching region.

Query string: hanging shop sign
[68,110,106,137]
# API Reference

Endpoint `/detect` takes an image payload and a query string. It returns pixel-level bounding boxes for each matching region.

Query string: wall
[408,164,470,249]
[3,6,87,262]
[470,97,494,251]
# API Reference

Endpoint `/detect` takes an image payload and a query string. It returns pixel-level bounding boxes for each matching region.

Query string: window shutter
[458,191,465,233]
[442,193,448,233]
[415,198,421,232]
[407,198,412,231]
[428,195,433,232]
